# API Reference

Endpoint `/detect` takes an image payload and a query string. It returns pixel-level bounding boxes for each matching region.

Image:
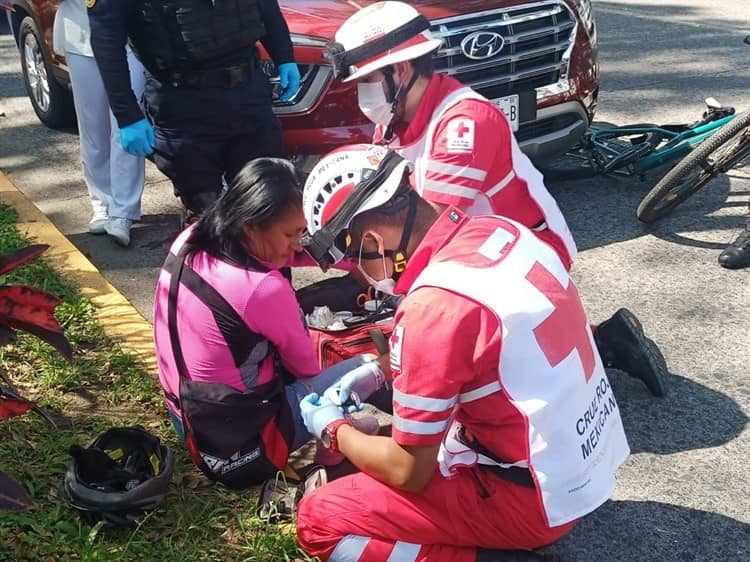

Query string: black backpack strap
[162,247,279,400]
[164,247,190,409]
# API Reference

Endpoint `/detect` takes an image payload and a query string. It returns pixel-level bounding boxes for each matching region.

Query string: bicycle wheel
[637,109,750,223]
[541,124,665,182]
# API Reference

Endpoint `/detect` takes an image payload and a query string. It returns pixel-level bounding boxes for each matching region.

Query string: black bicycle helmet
[60,426,175,526]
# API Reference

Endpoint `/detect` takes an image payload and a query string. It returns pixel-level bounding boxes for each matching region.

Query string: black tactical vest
[129,0,266,79]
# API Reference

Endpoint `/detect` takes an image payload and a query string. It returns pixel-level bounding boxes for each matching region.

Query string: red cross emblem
[389,325,404,373]
[390,331,400,346]
[456,121,471,138]
[525,262,595,382]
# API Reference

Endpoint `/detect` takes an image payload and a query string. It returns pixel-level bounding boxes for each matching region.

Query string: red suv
[5,0,598,164]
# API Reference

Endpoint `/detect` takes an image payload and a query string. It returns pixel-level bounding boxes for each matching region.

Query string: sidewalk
[0,170,157,376]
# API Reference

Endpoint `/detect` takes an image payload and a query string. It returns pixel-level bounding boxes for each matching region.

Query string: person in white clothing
[53,0,145,247]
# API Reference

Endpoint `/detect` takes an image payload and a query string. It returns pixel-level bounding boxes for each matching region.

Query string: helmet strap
[382,70,420,144]
[381,190,419,279]
[338,185,418,278]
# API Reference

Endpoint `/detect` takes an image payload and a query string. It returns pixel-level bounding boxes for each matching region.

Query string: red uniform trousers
[296,466,575,562]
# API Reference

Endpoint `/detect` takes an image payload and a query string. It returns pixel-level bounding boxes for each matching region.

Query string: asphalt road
[1,2,749,560]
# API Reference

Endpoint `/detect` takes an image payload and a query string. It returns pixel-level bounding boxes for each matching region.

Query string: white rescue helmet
[329,1,443,82]
[301,144,412,269]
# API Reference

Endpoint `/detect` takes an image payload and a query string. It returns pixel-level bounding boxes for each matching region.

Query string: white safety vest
[381,86,578,264]
[410,216,629,527]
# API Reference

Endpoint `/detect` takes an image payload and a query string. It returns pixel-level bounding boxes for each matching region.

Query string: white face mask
[356,237,397,296]
[357,81,394,127]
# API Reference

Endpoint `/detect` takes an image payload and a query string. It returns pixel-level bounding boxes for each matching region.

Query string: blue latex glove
[327,359,385,414]
[278,62,301,102]
[300,393,344,439]
[119,118,155,157]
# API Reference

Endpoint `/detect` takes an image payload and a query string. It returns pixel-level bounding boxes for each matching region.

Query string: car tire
[18,16,75,129]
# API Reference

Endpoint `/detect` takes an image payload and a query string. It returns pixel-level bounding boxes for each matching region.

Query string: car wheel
[18,16,75,129]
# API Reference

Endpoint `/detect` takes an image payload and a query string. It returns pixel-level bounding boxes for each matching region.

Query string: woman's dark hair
[184,158,303,266]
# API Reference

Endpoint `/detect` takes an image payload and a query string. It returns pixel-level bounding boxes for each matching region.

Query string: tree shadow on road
[67,213,180,272]
[543,0,750,253]
[547,168,745,252]
[549,500,750,562]
[608,370,747,455]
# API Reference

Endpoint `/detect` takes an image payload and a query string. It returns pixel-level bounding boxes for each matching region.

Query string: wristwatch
[321,419,349,453]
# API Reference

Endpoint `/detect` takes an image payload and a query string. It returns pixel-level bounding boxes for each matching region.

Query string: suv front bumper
[518,100,590,162]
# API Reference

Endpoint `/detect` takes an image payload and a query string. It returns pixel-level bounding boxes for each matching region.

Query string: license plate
[492,94,519,131]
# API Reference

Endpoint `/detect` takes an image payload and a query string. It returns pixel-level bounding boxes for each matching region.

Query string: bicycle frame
[587,113,737,175]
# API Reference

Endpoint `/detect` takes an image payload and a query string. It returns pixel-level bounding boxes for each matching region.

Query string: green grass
[0,206,313,561]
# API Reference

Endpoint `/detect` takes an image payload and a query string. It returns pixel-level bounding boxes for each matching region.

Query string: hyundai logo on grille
[460,31,505,60]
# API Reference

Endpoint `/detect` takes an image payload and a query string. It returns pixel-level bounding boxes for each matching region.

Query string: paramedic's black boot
[594,308,668,397]
[476,549,561,562]
[718,215,750,269]
[180,191,219,228]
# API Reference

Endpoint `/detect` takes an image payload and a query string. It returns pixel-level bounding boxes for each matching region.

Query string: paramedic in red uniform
[295,146,631,562]
[326,1,667,397]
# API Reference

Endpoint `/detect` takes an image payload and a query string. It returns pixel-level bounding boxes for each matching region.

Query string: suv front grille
[515,113,579,142]
[431,1,577,101]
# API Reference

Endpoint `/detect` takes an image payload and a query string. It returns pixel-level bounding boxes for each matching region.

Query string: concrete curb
[0,170,157,377]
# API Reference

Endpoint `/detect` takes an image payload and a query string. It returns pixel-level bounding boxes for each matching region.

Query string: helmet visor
[301,150,411,270]
[299,228,349,271]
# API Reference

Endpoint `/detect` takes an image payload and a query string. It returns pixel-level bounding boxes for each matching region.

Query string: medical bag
[309,311,393,369]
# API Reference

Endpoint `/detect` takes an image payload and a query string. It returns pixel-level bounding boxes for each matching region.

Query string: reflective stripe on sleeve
[393,388,457,413]
[423,179,481,200]
[330,535,369,561]
[386,542,421,562]
[485,170,515,197]
[393,413,451,436]
[459,380,502,403]
[427,161,488,182]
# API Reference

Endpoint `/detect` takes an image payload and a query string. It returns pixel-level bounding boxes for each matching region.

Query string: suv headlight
[262,34,333,116]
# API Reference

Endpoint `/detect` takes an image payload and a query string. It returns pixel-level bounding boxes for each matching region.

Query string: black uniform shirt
[88,0,295,127]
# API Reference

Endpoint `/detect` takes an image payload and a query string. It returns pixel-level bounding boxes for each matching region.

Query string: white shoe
[105,217,132,247]
[88,215,109,235]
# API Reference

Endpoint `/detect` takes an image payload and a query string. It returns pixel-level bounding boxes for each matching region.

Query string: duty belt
[167,62,255,89]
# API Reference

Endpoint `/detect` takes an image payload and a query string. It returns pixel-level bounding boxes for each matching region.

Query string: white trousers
[66,49,146,221]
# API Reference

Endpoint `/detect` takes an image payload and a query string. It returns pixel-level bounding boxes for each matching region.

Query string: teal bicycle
[540,100,737,183]
[543,36,750,224]
[638,107,750,223]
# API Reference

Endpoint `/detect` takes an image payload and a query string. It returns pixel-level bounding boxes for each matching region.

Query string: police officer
[88,0,301,224]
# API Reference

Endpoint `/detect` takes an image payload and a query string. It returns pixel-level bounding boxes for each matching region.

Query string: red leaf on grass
[0,245,49,276]
[0,389,35,420]
[4,321,72,362]
[0,286,62,321]
[0,289,72,361]
[0,471,33,510]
